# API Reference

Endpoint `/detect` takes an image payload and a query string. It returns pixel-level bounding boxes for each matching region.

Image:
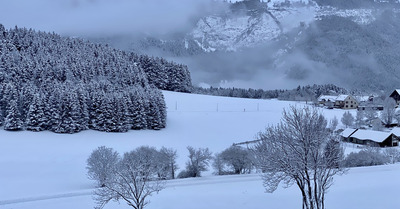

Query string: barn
[347,129,398,147]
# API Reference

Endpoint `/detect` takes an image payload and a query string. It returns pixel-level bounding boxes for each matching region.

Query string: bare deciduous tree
[381,97,396,127]
[212,153,226,175]
[93,146,165,209]
[254,106,346,209]
[159,147,179,179]
[341,111,354,128]
[328,116,338,132]
[354,110,365,128]
[383,148,400,164]
[87,146,120,187]
[180,146,212,178]
[364,108,377,126]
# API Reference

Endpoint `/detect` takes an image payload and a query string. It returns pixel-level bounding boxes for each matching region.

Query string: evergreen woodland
[0,24,191,133]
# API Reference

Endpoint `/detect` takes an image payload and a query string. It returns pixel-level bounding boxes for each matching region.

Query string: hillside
[100,0,400,91]
[0,91,399,209]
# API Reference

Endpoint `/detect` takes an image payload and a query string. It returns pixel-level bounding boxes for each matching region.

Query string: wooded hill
[0,24,191,133]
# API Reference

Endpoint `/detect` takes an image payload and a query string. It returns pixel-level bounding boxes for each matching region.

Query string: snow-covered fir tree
[4,99,23,131]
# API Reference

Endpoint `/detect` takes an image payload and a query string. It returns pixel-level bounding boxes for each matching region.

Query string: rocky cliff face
[98,0,400,91]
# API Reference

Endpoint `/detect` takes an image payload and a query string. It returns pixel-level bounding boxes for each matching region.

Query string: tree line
[193,84,348,102]
[0,24,193,133]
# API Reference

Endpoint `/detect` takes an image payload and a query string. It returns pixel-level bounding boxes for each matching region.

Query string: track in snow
[0,174,262,206]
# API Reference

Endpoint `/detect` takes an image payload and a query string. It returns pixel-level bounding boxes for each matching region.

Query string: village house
[335,95,359,109]
[317,95,359,109]
[317,95,337,108]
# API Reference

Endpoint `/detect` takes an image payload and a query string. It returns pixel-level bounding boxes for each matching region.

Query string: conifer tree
[26,94,47,131]
[4,99,23,131]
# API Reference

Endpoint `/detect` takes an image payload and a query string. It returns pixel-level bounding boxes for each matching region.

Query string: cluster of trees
[1,82,166,133]
[343,147,400,167]
[87,146,178,209]
[193,84,348,102]
[177,146,256,178]
[0,24,193,133]
[138,55,192,92]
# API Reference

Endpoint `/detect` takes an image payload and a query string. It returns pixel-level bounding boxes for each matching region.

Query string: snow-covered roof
[340,128,357,138]
[335,95,349,101]
[318,95,338,102]
[390,127,400,136]
[350,129,392,143]
[355,96,370,103]
[390,89,400,96]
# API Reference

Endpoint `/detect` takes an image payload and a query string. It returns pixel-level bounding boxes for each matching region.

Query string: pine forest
[0,24,192,133]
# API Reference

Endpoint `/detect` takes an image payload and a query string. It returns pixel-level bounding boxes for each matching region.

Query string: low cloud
[0,0,222,37]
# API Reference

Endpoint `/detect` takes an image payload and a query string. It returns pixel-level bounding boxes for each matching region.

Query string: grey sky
[0,0,215,36]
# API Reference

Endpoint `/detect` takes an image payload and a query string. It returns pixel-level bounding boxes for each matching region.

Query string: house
[389,89,400,105]
[390,127,400,146]
[317,95,337,108]
[346,129,398,147]
[334,95,359,109]
[317,95,359,109]
[354,95,383,111]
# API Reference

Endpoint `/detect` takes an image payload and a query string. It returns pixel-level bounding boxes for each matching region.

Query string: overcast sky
[0,0,225,37]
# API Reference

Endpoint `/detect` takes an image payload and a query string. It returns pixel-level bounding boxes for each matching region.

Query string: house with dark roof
[389,89,400,105]
[340,128,399,147]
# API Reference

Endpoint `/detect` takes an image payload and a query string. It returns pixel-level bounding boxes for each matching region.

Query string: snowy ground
[1,91,394,209]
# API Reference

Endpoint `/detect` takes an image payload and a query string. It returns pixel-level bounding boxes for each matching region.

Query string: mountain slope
[97,1,400,91]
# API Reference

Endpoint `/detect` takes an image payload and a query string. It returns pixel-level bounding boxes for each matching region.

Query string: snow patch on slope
[190,7,315,51]
[188,3,378,52]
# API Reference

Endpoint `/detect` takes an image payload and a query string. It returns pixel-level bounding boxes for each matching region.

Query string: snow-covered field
[1,91,397,209]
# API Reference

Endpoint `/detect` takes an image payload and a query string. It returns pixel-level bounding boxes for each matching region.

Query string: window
[351,105,353,108]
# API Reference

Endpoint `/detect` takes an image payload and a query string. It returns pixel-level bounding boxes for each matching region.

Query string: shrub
[343,148,389,167]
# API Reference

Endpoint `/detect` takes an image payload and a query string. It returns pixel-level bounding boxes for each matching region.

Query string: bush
[213,146,254,175]
[178,146,212,178]
[177,170,196,179]
[343,148,389,167]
